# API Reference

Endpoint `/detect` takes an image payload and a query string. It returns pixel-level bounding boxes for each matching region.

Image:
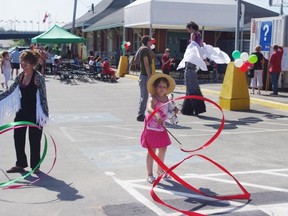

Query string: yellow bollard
[219,62,250,110]
[117,56,128,77]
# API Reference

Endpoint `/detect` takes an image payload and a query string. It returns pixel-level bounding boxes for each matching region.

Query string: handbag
[247,68,254,78]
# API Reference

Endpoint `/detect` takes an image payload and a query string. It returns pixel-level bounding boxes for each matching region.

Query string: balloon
[245,61,253,67]
[232,50,241,59]
[150,44,155,49]
[122,41,126,45]
[240,63,248,72]
[151,38,156,44]
[240,52,249,61]
[124,43,129,51]
[240,61,250,72]
[121,44,125,51]
[234,59,244,68]
[248,54,258,64]
[126,41,131,46]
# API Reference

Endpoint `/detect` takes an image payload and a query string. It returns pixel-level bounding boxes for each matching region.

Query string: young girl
[140,73,178,184]
[1,51,12,90]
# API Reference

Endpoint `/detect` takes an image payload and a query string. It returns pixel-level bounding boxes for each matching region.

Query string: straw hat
[147,73,176,95]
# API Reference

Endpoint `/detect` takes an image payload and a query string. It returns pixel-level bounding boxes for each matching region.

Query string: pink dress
[140,99,171,148]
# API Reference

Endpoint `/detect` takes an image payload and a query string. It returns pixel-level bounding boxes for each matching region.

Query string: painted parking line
[51,112,122,123]
[106,168,288,216]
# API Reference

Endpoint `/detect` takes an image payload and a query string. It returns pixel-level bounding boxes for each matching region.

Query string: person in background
[0,50,49,174]
[178,21,206,116]
[161,48,174,75]
[38,46,48,75]
[269,44,283,96]
[88,56,95,67]
[52,55,62,74]
[102,57,119,82]
[250,45,265,95]
[30,44,36,52]
[95,57,103,74]
[136,35,154,122]
[10,47,21,80]
[1,51,12,90]
[177,21,230,116]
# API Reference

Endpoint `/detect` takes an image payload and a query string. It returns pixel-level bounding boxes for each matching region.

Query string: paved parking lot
[0,74,287,216]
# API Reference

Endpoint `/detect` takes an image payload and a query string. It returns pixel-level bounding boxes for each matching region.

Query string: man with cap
[136,35,153,122]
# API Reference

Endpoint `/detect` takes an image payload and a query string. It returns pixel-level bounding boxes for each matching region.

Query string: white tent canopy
[124,0,237,30]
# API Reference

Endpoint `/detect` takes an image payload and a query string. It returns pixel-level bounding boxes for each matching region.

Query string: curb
[201,89,288,111]
[124,74,288,111]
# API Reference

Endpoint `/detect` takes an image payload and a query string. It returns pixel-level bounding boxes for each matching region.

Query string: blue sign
[259,21,272,51]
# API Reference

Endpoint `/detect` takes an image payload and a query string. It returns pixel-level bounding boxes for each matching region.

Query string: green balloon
[232,50,241,59]
[248,54,258,64]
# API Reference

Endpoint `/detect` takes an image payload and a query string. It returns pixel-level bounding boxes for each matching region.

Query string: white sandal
[147,175,156,184]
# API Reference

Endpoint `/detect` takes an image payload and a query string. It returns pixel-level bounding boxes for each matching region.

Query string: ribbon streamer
[143,95,251,215]
[0,121,57,189]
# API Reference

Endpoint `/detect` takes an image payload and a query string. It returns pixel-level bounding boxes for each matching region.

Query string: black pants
[14,113,42,169]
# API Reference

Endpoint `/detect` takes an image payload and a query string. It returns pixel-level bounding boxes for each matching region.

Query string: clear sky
[0,0,287,32]
[0,0,101,31]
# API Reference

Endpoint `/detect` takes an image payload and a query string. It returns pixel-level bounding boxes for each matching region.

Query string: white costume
[177,41,230,71]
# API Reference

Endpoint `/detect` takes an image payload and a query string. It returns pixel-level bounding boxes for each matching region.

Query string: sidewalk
[125,72,288,111]
[199,83,288,111]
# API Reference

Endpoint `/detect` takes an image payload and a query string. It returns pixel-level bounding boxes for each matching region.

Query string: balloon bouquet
[121,38,156,53]
[121,41,131,53]
[232,50,258,72]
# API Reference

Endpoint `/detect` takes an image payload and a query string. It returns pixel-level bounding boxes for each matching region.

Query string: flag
[42,13,49,23]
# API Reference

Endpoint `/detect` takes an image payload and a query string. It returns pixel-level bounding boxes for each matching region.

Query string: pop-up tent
[31,24,86,44]
[124,0,237,30]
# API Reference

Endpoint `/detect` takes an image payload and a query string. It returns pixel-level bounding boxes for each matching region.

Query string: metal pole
[149,0,153,37]
[280,0,284,15]
[235,0,241,50]
[123,27,126,56]
[72,0,78,60]
[72,0,77,34]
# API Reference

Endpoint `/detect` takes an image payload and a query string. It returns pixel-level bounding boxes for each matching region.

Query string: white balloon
[127,41,131,46]
[234,59,244,68]
[240,52,249,61]
[150,44,155,49]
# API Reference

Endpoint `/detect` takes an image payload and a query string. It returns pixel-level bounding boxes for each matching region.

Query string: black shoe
[137,114,145,122]
[6,166,25,173]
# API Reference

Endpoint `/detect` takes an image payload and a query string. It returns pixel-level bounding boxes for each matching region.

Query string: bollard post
[219,62,250,110]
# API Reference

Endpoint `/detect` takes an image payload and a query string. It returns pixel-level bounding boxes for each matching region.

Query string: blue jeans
[270,72,280,94]
[138,74,148,116]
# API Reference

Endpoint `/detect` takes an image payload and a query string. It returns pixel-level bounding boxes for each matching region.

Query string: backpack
[132,46,150,69]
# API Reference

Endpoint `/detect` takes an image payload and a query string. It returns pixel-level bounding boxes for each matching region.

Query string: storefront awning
[124,0,237,30]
